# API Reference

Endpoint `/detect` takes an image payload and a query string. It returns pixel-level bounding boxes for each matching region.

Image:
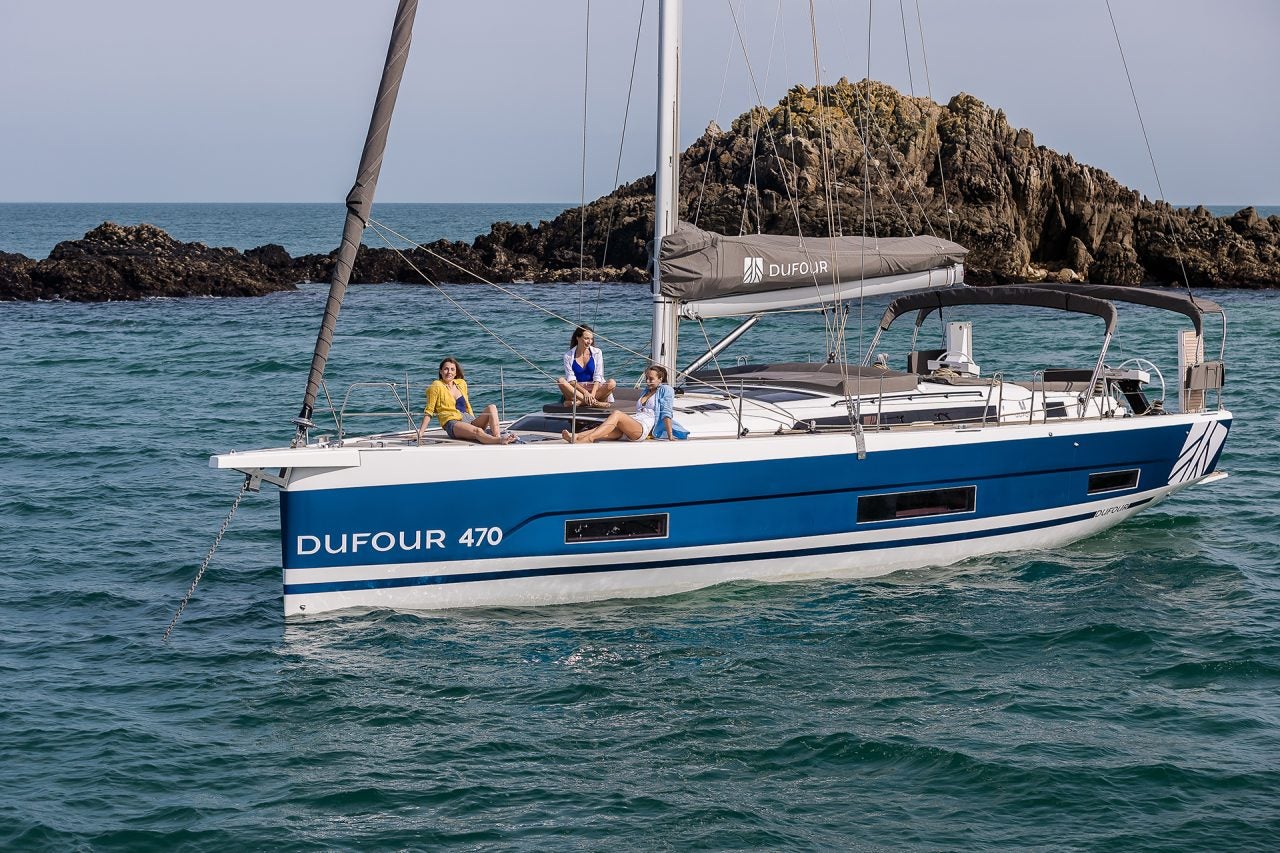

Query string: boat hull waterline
[215,411,1230,616]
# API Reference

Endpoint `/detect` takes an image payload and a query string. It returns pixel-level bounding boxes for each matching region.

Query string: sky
[2,0,1277,206]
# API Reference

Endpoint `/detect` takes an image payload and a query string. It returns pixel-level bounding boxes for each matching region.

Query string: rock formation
[2,79,1277,302]
[0,224,508,301]
[482,79,1279,288]
[0,223,299,302]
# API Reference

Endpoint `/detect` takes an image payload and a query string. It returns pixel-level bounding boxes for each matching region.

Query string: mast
[650,0,681,376]
[293,0,419,444]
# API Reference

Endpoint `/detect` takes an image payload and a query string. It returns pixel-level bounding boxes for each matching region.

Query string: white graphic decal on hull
[1167,420,1228,486]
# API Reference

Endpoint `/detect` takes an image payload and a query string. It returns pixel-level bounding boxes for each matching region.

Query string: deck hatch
[566,513,670,544]
[857,486,976,523]
[1087,468,1140,494]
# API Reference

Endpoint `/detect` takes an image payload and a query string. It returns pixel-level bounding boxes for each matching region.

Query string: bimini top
[659,222,967,302]
[1018,283,1223,336]
[880,286,1118,335]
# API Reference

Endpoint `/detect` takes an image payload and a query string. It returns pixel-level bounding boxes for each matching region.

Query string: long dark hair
[569,325,594,349]
[646,364,668,384]
[438,357,465,380]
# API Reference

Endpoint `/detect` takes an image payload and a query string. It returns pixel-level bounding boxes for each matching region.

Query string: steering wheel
[934,350,974,369]
[1115,357,1166,397]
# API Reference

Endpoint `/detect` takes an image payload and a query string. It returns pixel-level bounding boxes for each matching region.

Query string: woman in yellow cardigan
[415,357,514,445]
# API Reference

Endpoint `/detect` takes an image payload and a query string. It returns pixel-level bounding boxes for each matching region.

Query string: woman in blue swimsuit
[562,364,687,444]
[557,325,616,408]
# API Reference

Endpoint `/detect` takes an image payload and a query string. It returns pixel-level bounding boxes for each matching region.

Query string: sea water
[0,202,1274,259]
[1,204,1278,849]
[0,202,575,259]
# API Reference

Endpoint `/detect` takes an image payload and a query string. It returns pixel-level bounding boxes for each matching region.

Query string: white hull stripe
[284,497,1153,597]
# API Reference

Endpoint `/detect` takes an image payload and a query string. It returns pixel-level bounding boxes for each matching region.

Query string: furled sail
[294,0,419,442]
[658,223,967,319]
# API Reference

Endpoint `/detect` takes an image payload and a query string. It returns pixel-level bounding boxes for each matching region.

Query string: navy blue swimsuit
[571,353,595,384]
[444,392,473,438]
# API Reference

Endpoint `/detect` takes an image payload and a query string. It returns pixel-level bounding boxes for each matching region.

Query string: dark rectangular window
[1088,469,1140,494]
[808,406,994,428]
[566,513,669,543]
[857,486,976,523]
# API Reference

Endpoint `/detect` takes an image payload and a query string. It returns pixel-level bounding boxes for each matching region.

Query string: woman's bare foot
[561,429,575,444]
[502,433,517,444]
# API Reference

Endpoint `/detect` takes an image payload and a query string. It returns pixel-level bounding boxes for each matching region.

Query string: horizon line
[0,200,1275,209]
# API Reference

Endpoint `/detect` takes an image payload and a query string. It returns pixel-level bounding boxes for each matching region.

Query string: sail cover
[658,222,967,302]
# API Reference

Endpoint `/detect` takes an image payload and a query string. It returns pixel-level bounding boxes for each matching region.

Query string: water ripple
[1,280,1278,849]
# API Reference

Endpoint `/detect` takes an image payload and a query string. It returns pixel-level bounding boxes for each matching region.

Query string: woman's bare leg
[472,405,502,437]
[557,378,598,405]
[562,411,643,443]
[453,421,514,445]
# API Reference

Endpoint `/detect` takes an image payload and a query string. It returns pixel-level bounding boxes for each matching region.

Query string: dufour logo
[742,256,830,284]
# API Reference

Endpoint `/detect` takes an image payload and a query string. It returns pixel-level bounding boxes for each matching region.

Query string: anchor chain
[162,474,252,643]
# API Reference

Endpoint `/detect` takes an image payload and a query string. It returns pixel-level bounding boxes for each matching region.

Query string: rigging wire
[691,318,735,414]
[687,315,806,432]
[593,0,647,322]
[823,9,941,244]
[737,109,762,235]
[369,224,557,381]
[577,0,592,318]
[808,2,838,243]
[693,3,740,228]
[806,0,860,453]
[723,0,842,358]
[723,2,810,243]
[737,0,783,235]
[820,5,965,275]
[777,1,795,234]
[914,0,954,242]
[366,218,654,368]
[858,2,878,247]
[737,2,793,235]
[1105,0,1192,293]
[728,0,784,237]
[854,2,875,392]
[807,0,844,366]
[898,0,915,97]
[852,91,937,238]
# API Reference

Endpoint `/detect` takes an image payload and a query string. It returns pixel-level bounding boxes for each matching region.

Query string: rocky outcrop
[0,223,300,301]
[252,240,508,290]
[2,79,1276,301]
[487,79,1279,287]
[0,224,514,301]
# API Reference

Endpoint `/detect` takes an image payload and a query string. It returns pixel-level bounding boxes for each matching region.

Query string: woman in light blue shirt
[562,364,688,443]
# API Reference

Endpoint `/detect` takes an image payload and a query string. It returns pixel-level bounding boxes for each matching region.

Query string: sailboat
[211,0,1230,617]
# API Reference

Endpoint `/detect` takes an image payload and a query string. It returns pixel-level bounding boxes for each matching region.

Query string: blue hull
[279,416,1230,602]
